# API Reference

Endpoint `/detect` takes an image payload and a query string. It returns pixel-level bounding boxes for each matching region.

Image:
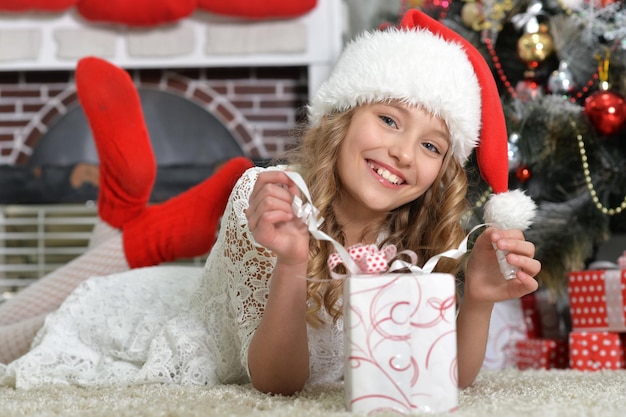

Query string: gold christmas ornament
[517,25,554,68]
[461,1,485,31]
[407,0,425,8]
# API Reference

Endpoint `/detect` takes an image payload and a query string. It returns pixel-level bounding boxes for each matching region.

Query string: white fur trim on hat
[308,28,482,163]
[483,189,537,230]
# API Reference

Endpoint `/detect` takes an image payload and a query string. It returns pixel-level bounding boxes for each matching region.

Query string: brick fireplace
[0,65,309,165]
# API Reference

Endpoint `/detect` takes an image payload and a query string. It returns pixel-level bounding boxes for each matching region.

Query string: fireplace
[0,65,311,203]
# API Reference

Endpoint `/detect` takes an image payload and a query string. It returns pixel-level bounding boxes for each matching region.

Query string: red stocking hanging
[76,0,196,26]
[0,0,77,11]
[197,0,317,20]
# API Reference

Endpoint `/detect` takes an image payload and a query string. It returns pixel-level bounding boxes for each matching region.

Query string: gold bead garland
[462,188,492,224]
[576,133,626,215]
[556,0,575,16]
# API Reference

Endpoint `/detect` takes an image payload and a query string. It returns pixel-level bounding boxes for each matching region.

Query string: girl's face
[335,102,450,219]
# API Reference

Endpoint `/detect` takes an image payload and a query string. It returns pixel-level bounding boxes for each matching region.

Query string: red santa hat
[308,9,535,230]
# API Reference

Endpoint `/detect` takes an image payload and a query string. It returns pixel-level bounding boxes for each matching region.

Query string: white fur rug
[2,369,625,417]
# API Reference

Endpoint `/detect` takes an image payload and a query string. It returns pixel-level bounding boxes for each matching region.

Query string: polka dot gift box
[569,331,626,371]
[567,269,626,332]
[515,338,569,370]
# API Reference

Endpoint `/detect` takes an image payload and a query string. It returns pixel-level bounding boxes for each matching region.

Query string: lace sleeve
[194,166,285,382]
[225,167,279,374]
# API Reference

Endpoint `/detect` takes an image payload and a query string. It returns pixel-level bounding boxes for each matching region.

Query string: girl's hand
[464,228,540,305]
[246,171,310,265]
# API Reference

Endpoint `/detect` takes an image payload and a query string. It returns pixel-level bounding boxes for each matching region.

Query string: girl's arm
[247,260,310,395]
[457,228,540,388]
[245,170,312,395]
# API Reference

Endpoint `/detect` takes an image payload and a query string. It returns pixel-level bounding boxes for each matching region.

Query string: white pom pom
[483,189,536,230]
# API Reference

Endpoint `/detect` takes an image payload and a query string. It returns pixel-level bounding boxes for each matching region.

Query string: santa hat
[308,9,535,230]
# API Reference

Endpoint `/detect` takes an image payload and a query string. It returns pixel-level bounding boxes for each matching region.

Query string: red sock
[122,156,255,268]
[76,56,156,229]
[197,0,317,19]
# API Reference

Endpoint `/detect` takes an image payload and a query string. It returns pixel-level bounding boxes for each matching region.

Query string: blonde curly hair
[285,106,469,327]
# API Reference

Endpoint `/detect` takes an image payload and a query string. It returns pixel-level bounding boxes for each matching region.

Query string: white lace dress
[0,166,345,389]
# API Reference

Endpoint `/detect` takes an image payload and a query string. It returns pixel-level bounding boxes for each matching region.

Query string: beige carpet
[1,369,625,417]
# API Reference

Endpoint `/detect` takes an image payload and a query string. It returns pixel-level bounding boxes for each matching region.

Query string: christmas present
[514,338,569,370]
[521,294,540,338]
[569,331,626,371]
[344,271,458,414]
[568,269,626,331]
[482,299,527,370]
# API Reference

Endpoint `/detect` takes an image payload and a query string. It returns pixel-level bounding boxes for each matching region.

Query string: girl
[0,10,540,393]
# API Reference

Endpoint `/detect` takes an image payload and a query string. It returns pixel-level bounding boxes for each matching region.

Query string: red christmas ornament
[515,165,532,183]
[419,0,452,17]
[586,0,618,5]
[584,90,626,136]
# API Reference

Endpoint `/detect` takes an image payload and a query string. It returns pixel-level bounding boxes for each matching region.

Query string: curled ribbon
[285,171,484,278]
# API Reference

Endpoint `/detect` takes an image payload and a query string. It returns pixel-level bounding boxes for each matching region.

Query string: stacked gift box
[512,290,570,370]
[567,265,626,371]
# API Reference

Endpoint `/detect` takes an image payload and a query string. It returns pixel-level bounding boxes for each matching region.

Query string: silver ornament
[547,61,576,95]
[508,133,521,171]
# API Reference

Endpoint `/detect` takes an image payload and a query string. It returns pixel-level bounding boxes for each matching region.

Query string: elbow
[457,369,479,390]
[251,375,307,396]
[457,378,474,390]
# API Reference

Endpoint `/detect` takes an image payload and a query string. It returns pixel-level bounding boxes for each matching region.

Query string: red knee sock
[197,0,317,19]
[76,56,156,229]
[122,156,254,268]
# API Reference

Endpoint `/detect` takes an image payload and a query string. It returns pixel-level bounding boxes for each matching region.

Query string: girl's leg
[87,220,121,249]
[0,234,127,326]
[0,314,46,364]
[122,156,254,268]
[76,56,156,229]
[76,56,255,267]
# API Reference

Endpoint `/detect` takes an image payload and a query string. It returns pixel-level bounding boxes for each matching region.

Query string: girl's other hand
[464,228,540,304]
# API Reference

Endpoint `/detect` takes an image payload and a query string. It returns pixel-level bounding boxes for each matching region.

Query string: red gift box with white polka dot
[569,331,626,371]
[567,269,626,331]
[515,338,569,370]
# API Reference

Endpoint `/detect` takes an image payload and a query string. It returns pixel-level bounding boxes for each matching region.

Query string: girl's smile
[366,159,406,187]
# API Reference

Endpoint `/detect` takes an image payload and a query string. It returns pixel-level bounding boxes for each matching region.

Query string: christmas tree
[382,0,626,294]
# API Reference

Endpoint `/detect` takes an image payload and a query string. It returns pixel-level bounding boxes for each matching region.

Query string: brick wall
[0,65,309,165]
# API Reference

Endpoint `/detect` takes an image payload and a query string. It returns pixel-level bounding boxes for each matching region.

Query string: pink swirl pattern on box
[344,273,458,414]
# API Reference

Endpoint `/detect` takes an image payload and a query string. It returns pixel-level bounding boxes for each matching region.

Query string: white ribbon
[285,171,483,278]
[604,270,625,330]
[286,171,360,275]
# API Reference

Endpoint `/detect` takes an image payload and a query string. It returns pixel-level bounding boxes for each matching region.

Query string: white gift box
[344,273,458,415]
